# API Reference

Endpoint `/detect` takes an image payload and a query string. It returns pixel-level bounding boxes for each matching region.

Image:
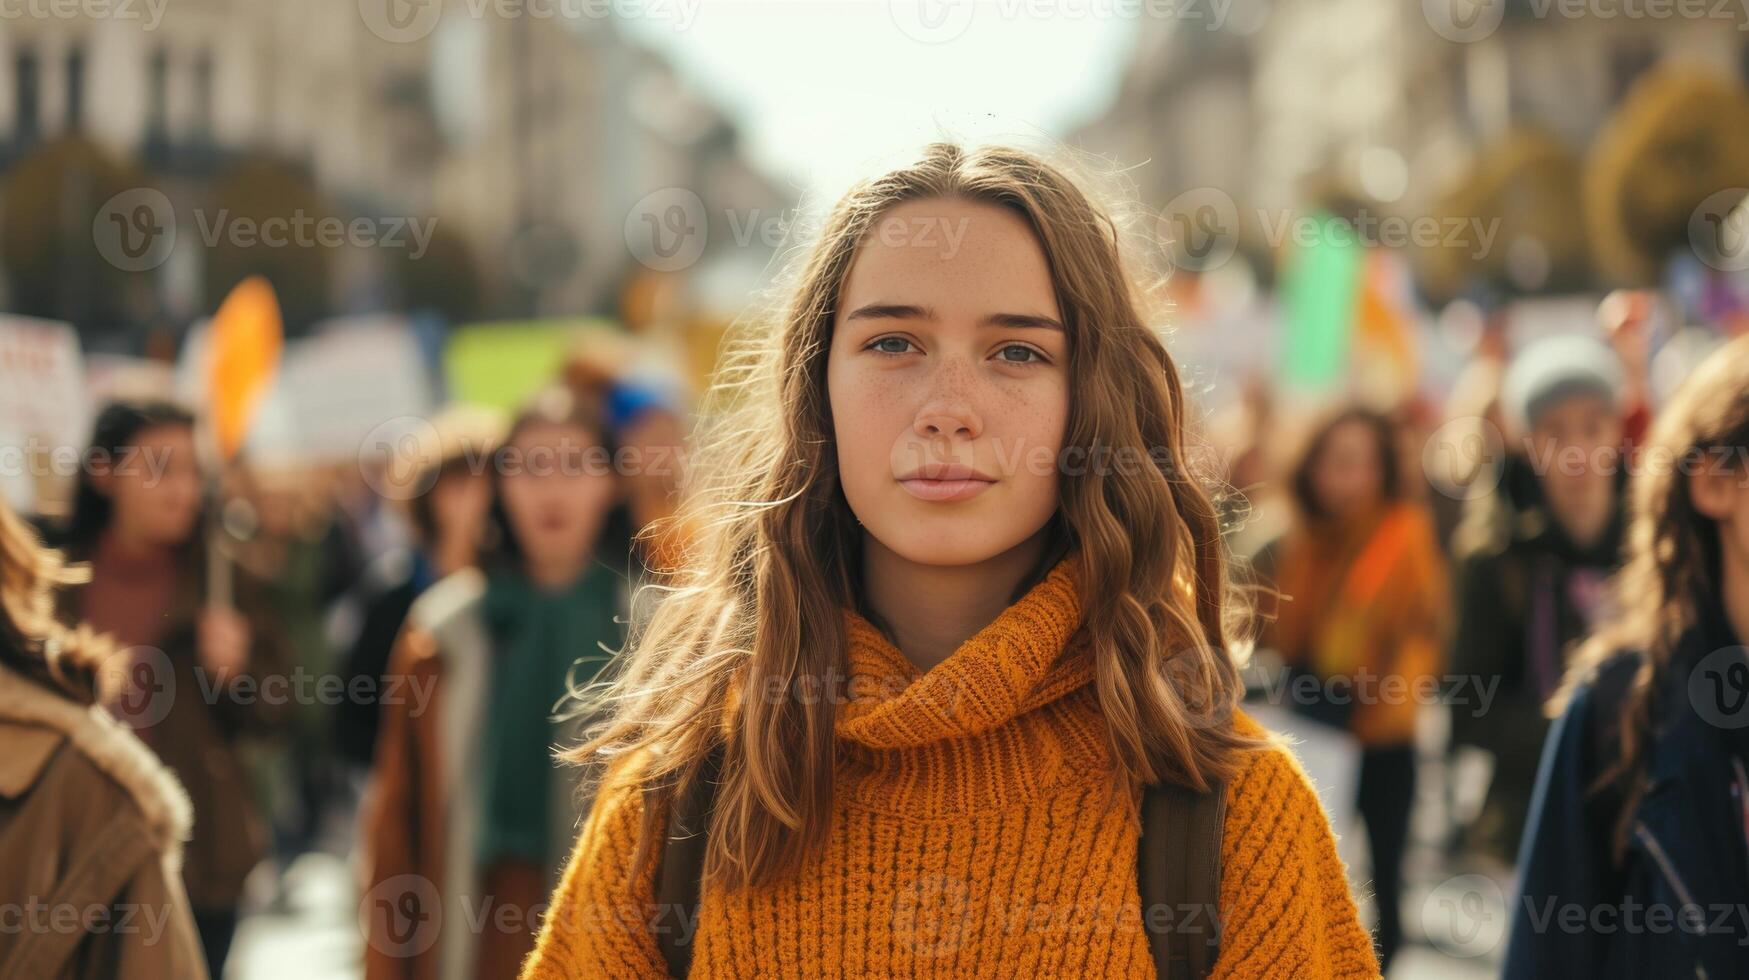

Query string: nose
[915,412,975,440]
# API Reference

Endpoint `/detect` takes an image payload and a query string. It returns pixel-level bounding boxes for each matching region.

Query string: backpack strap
[652,743,724,979]
[1138,778,1227,980]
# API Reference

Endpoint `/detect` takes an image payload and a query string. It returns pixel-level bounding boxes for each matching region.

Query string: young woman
[519,143,1379,978]
[1264,407,1450,971]
[363,388,632,980]
[0,499,207,979]
[57,399,289,977]
[335,406,503,770]
[1506,333,1749,978]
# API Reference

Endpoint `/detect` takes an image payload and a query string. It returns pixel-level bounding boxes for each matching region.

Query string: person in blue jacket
[1506,333,1749,979]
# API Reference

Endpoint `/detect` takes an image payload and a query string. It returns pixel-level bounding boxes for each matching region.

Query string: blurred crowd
[1,332,694,978]
[0,273,1746,978]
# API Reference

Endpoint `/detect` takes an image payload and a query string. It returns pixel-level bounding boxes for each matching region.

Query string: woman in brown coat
[55,399,291,977]
[0,497,207,979]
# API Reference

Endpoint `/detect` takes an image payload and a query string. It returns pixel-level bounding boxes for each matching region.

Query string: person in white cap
[1448,332,1630,864]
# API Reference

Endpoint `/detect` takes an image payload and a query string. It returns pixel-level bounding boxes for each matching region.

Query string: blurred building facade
[0,0,786,343]
[1078,0,1749,298]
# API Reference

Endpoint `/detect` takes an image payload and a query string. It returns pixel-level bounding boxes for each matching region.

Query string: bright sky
[620,1,1140,200]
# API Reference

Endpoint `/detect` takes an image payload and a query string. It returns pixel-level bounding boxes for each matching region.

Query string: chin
[871,520,1031,569]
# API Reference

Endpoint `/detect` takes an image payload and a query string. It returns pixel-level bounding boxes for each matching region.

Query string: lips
[896,462,995,482]
[896,462,996,502]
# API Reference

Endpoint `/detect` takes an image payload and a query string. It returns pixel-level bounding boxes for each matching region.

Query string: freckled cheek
[987,382,1069,474]
[832,370,912,489]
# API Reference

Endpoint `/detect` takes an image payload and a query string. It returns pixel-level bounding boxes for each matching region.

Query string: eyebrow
[842,303,1064,332]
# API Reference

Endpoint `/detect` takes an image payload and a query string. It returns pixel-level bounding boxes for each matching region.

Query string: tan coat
[360,569,592,980]
[0,663,208,980]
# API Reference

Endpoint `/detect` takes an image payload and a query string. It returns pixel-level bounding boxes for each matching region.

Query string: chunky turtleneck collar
[835,553,1095,751]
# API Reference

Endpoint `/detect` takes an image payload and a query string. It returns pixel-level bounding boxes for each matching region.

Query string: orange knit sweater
[520,557,1380,979]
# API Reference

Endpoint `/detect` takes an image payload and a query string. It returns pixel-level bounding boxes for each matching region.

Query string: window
[193,51,213,137]
[148,46,169,135]
[65,45,85,131]
[14,49,40,141]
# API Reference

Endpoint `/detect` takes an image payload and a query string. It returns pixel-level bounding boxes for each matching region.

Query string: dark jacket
[57,542,292,912]
[1448,455,1626,856]
[1505,594,1749,980]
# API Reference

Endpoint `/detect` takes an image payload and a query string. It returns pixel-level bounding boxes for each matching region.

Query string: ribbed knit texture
[521,557,1381,978]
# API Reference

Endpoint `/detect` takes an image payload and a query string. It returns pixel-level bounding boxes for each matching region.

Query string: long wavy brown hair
[1557,331,1749,861]
[0,501,116,703]
[569,142,1264,891]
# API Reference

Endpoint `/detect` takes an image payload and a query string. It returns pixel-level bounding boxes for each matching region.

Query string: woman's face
[827,197,1070,567]
[103,423,203,547]
[497,421,617,573]
[1311,419,1384,521]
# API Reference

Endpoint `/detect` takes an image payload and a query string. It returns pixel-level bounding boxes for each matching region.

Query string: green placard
[1280,211,1364,388]
[444,318,620,410]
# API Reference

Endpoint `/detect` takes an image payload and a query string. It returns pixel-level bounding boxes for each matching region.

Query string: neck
[859,531,1050,674]
[1548,481,1615,550]
[524,550,588,591]
[432,533,475,577]
[99,527,173,564]
[1723,535,1749,648]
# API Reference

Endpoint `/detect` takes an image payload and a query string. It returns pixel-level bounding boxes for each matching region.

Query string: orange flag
[206,277,282,461]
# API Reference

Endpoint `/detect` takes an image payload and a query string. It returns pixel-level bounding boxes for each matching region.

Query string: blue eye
[869,336,913,355]
[999,344,1044,364]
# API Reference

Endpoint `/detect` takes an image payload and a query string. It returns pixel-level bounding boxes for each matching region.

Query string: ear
[1689,465,1737,521]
